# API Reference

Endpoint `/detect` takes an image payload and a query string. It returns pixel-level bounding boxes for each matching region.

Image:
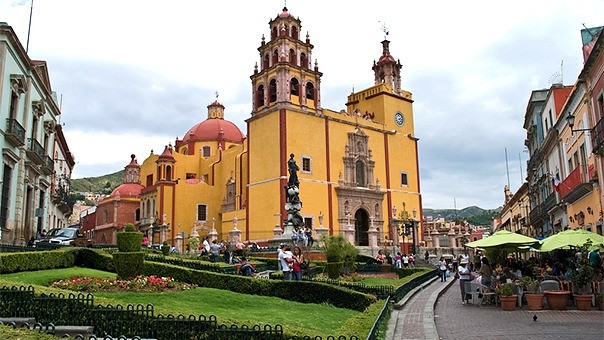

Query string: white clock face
[394,112,404,126]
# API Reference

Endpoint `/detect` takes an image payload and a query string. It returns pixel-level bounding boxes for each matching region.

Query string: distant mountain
[71,170,124,194]
[423,206,501,227]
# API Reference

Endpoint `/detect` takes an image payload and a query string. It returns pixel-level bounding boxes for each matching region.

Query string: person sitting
[375,250,385,265]
[239,257,256,277]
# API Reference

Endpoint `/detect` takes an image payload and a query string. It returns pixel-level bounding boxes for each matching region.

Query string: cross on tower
[379,21,389,40]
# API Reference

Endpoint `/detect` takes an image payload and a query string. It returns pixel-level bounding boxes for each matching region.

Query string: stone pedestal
[208,227,218,243]
[229,227,242,243]
[273,225,283,238]
[368,226,378,248]
[175,234,183,253]
[159,224,169,244]
[314,226,329,246]
[432,229,440,248]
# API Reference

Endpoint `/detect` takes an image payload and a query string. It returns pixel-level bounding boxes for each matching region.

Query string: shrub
[74,248,115,272]
[113,252,145,279]
[322,235,358,277]
[116,231,143,252]
[0,249,76,274]
[161,241,170,256]
[143,261,376,311]
[124,223,136,232]
[324,262,344,279]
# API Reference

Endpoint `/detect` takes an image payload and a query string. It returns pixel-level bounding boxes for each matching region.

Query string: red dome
[181,119,245,144]
[110,183,144,198]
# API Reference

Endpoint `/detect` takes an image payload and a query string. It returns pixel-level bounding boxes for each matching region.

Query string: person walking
[437,256,448,282]
[458,259,471,304]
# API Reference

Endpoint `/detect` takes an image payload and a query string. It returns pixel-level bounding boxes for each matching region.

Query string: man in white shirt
[278,244,294,280]
[202,236,210,255]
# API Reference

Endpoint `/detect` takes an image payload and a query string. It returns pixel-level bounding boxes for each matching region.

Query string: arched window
[380,73,385,83]
[272,49,279,65]
[306,82,315,100]
[263,54,270,70]
[280,24,288,36]
[145,200,150,217]
[289,49,296,64]
[290,78,299,96]
[356,160,366,187]
[300,53,308,69]
[291,26,298,40]
[269,79,277,103]
[271,27,277,40]
[256,85,265,108]
[135,208,140,221]
[157,166,162,180]
[182,147,188,155]
[166,166,172,181]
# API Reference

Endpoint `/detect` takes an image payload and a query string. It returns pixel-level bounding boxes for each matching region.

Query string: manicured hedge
[113,252,145,279]
[143,261,376,311]
[1,248,376,311]
[74,247,115,272]
[0,249,76,274]
[116,232,143,252]
[394,268,426,278]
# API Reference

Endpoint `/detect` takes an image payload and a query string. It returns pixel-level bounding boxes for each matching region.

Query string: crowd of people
[433,248,604,305]
[374,250,417,268]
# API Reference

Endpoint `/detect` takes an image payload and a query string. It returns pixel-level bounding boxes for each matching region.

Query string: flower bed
[50,275,196,292]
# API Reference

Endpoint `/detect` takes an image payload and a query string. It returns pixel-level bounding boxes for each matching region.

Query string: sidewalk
[386,277,604,340]
[385,276,455,340]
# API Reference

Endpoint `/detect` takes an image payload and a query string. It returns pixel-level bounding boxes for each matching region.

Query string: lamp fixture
[565,113,591,133]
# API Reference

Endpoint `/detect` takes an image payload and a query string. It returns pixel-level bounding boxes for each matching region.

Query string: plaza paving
[386,277,604,340]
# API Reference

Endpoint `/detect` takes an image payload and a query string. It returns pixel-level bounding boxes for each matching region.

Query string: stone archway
[355,209,369,246]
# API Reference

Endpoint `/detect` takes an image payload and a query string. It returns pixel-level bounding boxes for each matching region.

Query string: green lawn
[1,267,362,336]
[357,268,431,286]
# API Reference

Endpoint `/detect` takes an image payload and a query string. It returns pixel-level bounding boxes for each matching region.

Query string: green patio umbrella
[464,230,539,248]
[536,229,604,252]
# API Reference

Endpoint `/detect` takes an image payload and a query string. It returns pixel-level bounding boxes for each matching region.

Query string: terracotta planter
[574,294,593,310]
[499,295,517,311]
[525,293,544,311]
[544,290,570,310]
[380,265,391,273]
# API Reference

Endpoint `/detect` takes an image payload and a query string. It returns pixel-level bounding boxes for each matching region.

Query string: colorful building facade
[135,7,423,250]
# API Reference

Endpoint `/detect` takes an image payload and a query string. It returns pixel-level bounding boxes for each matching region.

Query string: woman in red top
[292,246,305,280]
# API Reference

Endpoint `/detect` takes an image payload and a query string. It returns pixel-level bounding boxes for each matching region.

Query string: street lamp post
[391,203,419,255]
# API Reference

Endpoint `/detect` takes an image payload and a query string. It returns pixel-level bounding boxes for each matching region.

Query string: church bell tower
[250,7,323,114]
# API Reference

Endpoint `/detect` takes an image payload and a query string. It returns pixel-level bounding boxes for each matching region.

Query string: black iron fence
[0,285,360,339]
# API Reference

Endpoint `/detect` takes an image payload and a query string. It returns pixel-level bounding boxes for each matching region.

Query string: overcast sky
[2,0,603,210]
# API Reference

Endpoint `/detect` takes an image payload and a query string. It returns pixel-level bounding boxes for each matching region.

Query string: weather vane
[379,21,389,40]
[214,91,219,99]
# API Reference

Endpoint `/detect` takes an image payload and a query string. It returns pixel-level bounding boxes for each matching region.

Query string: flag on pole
[553,176,561,192]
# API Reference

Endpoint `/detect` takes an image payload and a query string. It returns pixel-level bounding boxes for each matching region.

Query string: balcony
[41,156,54,175]
[559,164,595,203]
[544,191,557,211]
[529,203,543,226]
[26,138,45,165]
[4,118,26,146]
[592,116,604,156]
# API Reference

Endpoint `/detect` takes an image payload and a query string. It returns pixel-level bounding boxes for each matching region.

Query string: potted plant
[519,276,543,310]
[595,292,604,311]
[495,283,517,311]
[571,241,596,310]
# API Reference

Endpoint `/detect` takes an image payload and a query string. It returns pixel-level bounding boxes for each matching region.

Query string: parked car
[47,227,91,247]
[34,228,61,246]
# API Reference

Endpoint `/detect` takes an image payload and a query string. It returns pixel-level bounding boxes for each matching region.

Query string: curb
[393,276,439,309]
[426,278,457,339]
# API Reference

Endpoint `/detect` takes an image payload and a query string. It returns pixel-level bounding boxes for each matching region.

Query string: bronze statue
[287,153,299,187]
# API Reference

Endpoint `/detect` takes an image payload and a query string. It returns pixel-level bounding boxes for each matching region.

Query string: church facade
[135,7,423,251]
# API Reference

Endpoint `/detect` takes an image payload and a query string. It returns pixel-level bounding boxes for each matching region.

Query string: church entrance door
[354,209,369,246]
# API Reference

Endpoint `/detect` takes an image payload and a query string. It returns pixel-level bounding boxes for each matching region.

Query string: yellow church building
[136,7,423,253]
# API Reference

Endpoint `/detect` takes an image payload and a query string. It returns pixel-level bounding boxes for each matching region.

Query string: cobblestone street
[434,281,604,340]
